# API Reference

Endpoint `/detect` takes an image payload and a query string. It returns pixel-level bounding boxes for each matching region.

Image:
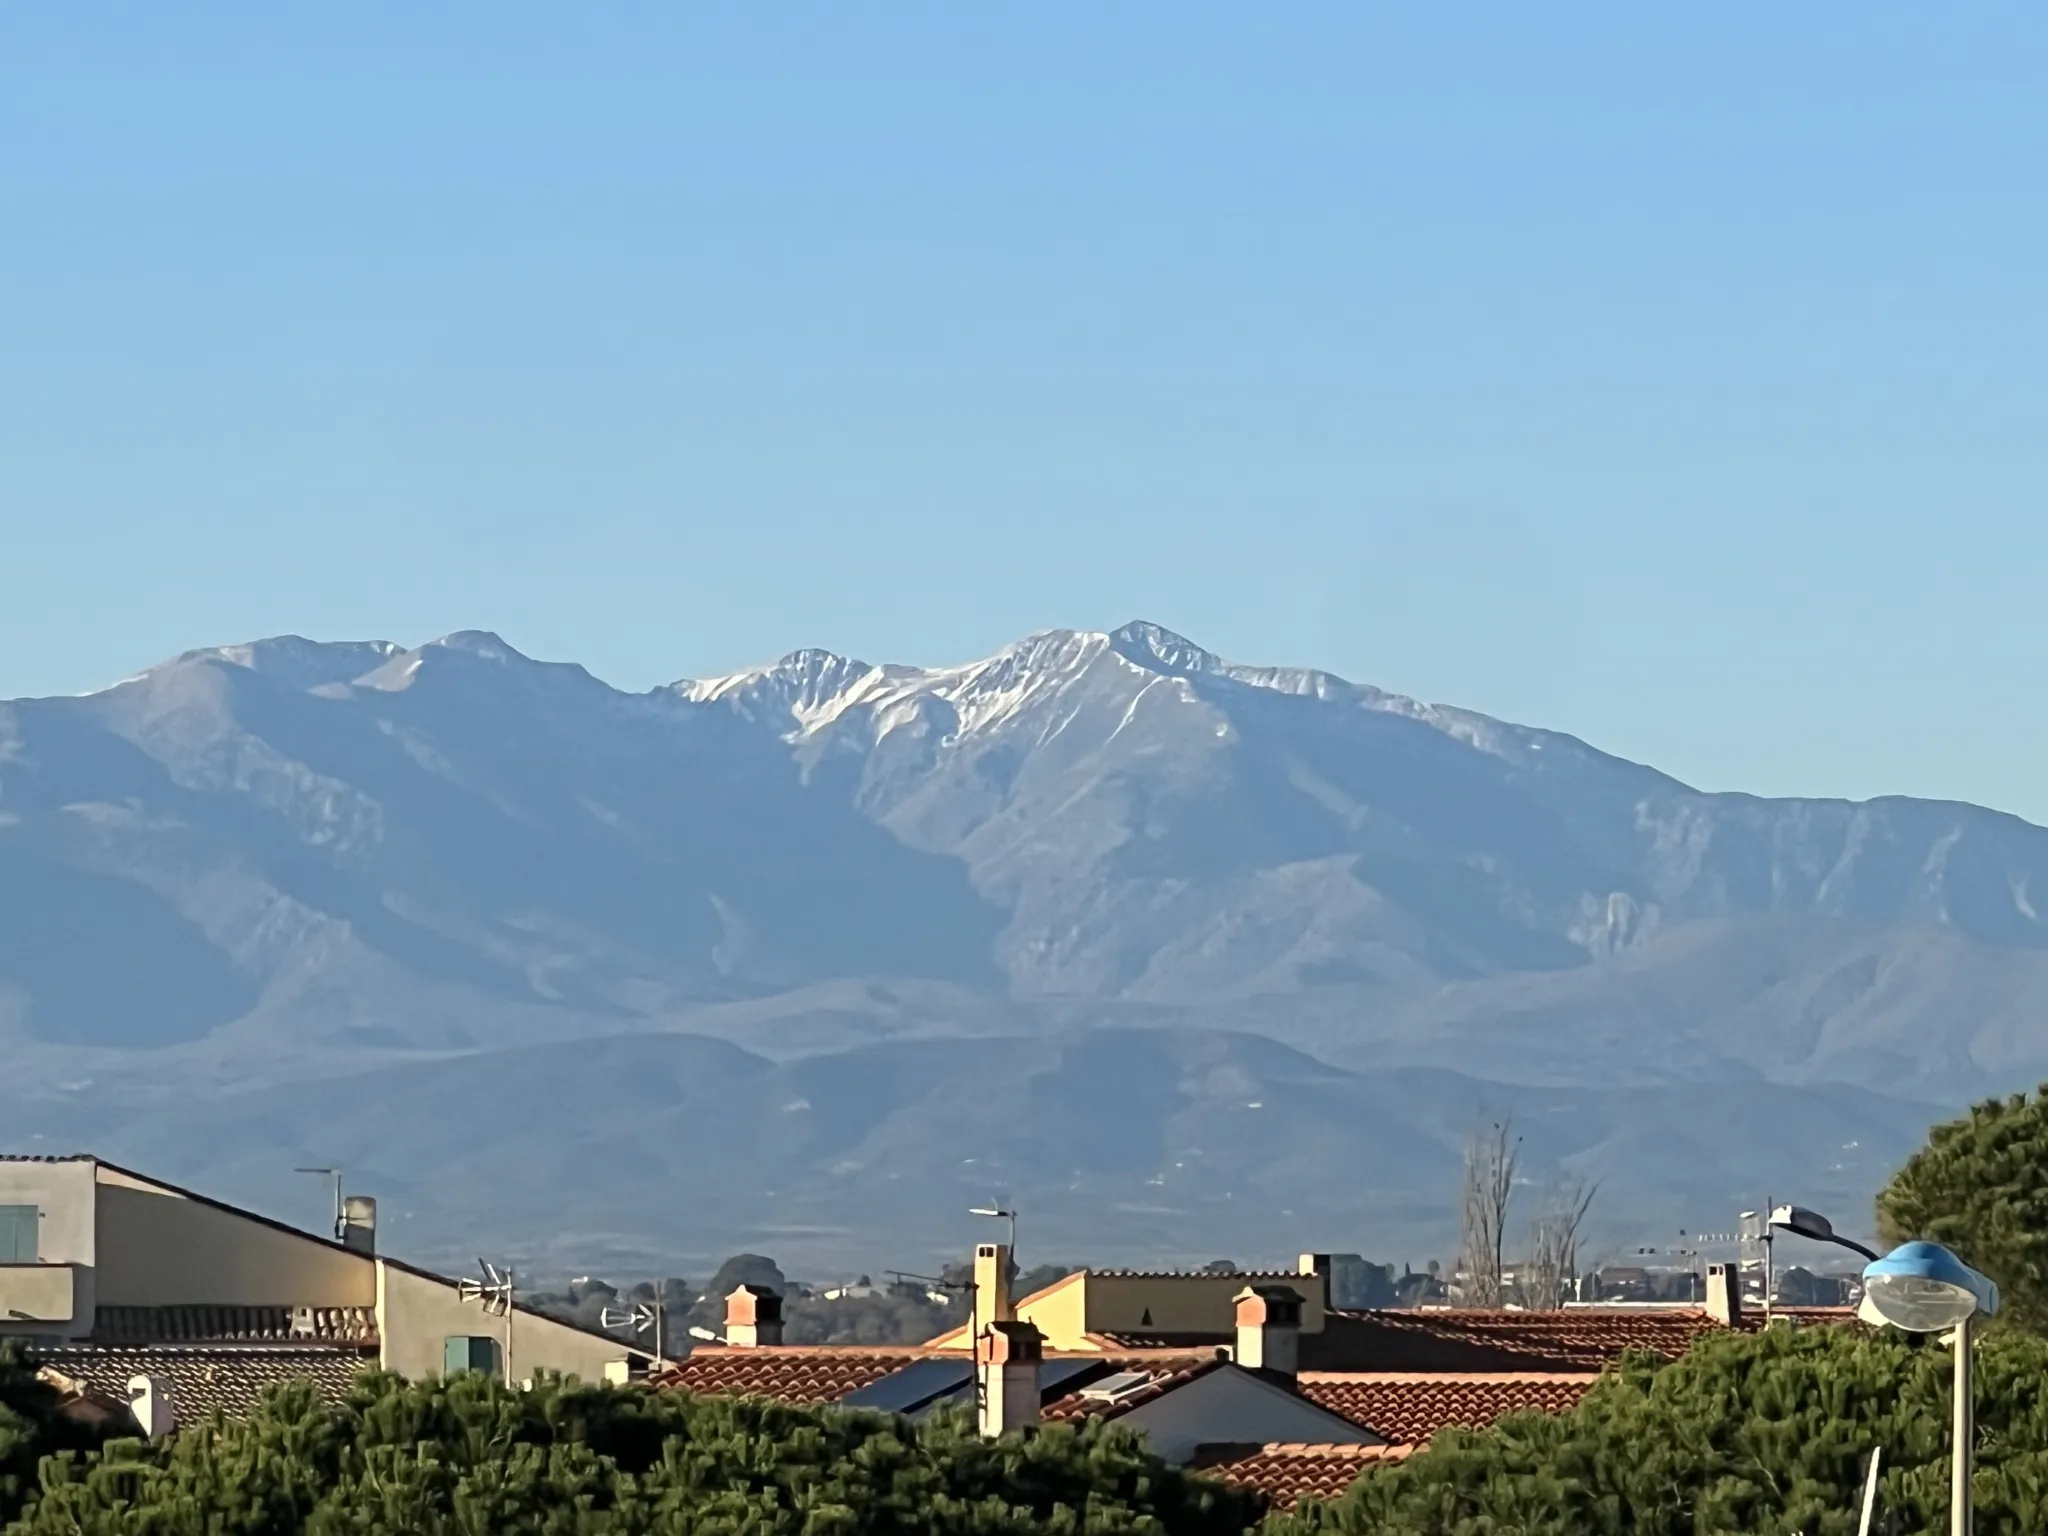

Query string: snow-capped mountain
[5,620,2048,1069]
[6,622,2048,1262]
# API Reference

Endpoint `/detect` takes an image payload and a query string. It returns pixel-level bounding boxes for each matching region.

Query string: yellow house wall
[925,1268,1326,1350]
[91,1170,375,1309]
[1015,1273,1092,1350]
[375,1260,630,1384]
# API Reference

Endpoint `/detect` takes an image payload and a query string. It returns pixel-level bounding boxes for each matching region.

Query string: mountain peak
[113,636,405,695]
[1107,620,1222,677]
[424,630,528,663]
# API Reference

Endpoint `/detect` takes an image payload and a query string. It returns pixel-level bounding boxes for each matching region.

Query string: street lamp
[1770,1204,1881,1263]
[969,1206,1017,1257]
[1859,1242,2001,1536]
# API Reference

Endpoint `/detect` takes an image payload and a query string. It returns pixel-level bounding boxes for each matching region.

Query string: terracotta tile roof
[91,1304,380,1346]
[36,1344,374,1423]
[1299,1371,1598,1442]
[1085,1331,1241,1351]
[652,1348,920,1404]
[1302,1308,1731,1372]
[1192,1443,1413,1506]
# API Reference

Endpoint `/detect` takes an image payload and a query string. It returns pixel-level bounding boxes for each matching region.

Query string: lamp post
[969,1206,1017,1259]
[1859,1241,2000,1536]
[1770,1205,1882,1263]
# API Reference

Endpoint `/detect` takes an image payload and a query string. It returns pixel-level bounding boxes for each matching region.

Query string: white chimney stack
[1234,1285,1303,1379]
[977,1319,1043,1438]
[1705,1262,1743,1328]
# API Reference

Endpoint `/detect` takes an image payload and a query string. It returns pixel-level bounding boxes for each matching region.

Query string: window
[443,1335,501,1377]
[0,1205,37,1263]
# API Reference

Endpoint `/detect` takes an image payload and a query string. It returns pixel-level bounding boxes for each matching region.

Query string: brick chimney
[1704,1263,1743,1328]
[724,1284,784,1347]
[974,1241,1013,1324]
[1234,1285,1302,1379]
[977,1318,1043,1437]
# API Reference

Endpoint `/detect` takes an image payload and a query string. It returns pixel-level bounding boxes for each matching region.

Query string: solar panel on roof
[1038,1358,1101,1396]
[1080,1370,1154,1403]
[838,1357,973,1414]
[907,1379,974,1419]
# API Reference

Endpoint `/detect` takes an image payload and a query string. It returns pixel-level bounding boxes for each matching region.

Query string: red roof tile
[1299,1371,1598,1442]
[1303,1308,1730,1372]
[1193,1443,1413,1506]
[652,1348,920,1404]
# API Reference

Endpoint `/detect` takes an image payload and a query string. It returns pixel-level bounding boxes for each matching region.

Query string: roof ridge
[1302,1376,1605,1392]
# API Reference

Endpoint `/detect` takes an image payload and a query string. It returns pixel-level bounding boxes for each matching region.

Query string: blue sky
[4,5,2044,818]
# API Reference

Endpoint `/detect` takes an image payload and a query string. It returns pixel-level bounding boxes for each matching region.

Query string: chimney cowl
[341,1196,377,1256]
[1233,1284,1304,1379]
[724,1284,785,1347]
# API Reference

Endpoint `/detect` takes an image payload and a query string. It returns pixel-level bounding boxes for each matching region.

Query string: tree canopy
[1878,1085,2048,1335]
[1274,1323,2048,1536]
[1,1343,106,1528]
[6,1366,1262,1536]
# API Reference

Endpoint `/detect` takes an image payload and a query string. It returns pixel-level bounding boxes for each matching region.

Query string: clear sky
[3,5,2044,819]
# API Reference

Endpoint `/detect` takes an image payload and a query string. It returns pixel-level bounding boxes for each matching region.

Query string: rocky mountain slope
[2,622,2042,1264]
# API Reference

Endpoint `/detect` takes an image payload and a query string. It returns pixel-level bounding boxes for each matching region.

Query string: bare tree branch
[1522,1176,1599,1310]
[1457,1115,1520,1308]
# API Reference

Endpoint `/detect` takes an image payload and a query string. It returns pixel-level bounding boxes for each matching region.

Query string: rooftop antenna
[294,1166,344,1241]
[600,1279,668,1363]
[457,1257,516,1386]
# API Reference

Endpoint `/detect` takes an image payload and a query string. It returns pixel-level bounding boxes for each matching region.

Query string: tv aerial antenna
[458,1257,517,1385]
[294,1166,345,1241]
[600,1279,669,1362]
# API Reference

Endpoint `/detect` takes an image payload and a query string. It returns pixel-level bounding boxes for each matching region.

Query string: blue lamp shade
[1859,1242,2000,1332]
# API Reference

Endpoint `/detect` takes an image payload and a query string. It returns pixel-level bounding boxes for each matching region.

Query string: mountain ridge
[5,621,2044,1262]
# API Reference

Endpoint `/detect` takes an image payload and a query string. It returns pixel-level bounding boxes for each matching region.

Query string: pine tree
[1878,1086,2048,1335]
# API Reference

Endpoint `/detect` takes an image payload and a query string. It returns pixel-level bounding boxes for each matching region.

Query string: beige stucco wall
[375,1260,630,1384]
[93,1170,375,1308]
[0,1264,78,1325]
[0,1160,99,1338]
